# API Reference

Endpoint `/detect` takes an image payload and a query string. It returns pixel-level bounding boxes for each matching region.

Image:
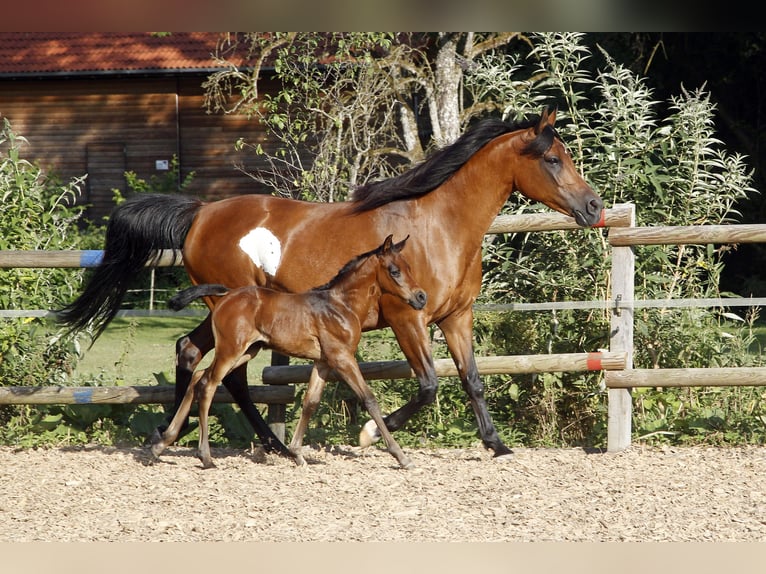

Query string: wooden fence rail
[261,352,627,386]
[0,384,293,405]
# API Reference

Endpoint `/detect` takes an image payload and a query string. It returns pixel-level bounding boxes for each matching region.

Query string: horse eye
[544,155,560,165]
[389,266,401,278]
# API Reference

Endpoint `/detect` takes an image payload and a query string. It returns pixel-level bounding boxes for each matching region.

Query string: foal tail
[168,284,230,311]
[57,193,204,339]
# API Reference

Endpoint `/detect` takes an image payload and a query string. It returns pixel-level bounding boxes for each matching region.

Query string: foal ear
[381,234,395,253]
[393,234,409,253]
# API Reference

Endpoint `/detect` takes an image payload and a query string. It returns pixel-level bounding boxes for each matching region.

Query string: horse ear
[547,106,557,126]
[393,234,409,253]
[534,106,557,134]
[382,234,395,252]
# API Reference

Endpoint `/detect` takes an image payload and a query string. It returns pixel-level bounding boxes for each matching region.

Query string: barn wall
[0,75,271,220]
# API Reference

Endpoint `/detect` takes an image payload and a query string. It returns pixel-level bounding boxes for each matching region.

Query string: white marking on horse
[238,227,282,276]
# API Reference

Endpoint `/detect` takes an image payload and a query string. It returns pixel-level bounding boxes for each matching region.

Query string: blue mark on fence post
[79,250,104,267]
[73,388,94,404]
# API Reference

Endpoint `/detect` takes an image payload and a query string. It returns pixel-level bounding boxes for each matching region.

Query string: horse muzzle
[572,195,604,227]
[409,290,428,310]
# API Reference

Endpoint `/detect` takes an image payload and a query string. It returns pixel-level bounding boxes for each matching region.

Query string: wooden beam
[0,249,183,268]
[0,384,293,405]
[609,224,766,247]
[487,205,632,235]
[261,352,626,385]
[606,368,766,388]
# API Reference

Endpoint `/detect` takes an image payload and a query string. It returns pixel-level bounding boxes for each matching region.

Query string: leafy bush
[0,118,87,387]
[477,34,763,447]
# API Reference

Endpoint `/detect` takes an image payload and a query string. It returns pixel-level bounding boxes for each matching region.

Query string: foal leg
[439,310,513,458]
[157,316,289,456]
[221,362,291,456]
[151,368,206,460]
[335,356,413,469]
[288,364,328,466]
[359,316,439,448]
[195,371,221,469]
[150,316,214,446]
[196,352,253,469]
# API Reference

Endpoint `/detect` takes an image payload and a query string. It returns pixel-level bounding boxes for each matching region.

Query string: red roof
[0,32,242,76]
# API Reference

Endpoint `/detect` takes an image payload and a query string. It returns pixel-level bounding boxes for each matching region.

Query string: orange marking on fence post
[586,352,603,371]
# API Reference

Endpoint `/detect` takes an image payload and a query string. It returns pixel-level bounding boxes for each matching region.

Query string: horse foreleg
[151,368,205,460]
[288,363,328,466]
[359,318,438,448]
[439,311,513,458]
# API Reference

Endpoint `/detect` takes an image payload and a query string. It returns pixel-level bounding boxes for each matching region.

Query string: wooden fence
[2,203,765,452]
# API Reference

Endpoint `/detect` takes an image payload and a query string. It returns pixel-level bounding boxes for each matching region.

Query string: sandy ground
[1,443,765,542]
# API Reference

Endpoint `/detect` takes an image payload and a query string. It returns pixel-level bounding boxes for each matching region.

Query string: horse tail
[168,284,230,311]
[57,193,204,339]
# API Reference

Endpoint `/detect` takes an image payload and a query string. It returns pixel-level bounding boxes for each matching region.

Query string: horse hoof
[401,459,416,470]
[359,420,381,448]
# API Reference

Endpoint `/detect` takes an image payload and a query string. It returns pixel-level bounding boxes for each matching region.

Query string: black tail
[57,193,204,339]
[168,284,230,311]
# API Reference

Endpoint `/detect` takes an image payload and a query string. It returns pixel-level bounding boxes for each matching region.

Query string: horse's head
[376,234,428,310]
[514,107,604,227]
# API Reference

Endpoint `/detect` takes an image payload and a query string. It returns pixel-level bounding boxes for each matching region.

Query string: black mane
[313,241,387,291]
[350,115,555,213]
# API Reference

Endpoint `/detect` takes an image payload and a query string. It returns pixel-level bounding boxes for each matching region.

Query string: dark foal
[151,235,426,469]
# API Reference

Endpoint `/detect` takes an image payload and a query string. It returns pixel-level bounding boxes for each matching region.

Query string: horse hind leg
[195,370,221,469]
[222,361,291,456]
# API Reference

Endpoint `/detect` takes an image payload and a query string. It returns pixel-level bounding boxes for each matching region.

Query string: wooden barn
[0,32,272,220]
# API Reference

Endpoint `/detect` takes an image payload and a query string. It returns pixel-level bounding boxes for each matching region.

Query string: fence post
[607,203,635,452]
[266,352,289,443]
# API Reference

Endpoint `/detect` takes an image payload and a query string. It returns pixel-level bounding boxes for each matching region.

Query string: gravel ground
[2,443,765,543]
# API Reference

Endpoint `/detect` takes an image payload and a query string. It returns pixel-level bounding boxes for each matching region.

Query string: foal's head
[374,234,427,310]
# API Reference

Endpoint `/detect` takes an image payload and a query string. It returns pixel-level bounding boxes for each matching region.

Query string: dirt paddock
[1,443,765,542]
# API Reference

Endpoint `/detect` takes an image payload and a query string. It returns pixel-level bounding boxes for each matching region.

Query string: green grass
[71,316,271,386]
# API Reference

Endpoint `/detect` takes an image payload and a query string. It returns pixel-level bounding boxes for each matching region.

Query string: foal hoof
[359,420,382,448]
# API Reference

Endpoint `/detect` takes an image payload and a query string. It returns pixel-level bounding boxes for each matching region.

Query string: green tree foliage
[205,32,524,201]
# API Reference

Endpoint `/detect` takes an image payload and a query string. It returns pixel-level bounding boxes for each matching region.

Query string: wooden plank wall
[0,75,271,219]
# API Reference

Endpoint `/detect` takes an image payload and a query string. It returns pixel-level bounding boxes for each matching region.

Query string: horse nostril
[589,197,603,214]
[416,291,428,307]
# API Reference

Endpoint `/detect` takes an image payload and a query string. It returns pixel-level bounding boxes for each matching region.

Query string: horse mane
[313,241,387,292]
[350,115,556,213]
